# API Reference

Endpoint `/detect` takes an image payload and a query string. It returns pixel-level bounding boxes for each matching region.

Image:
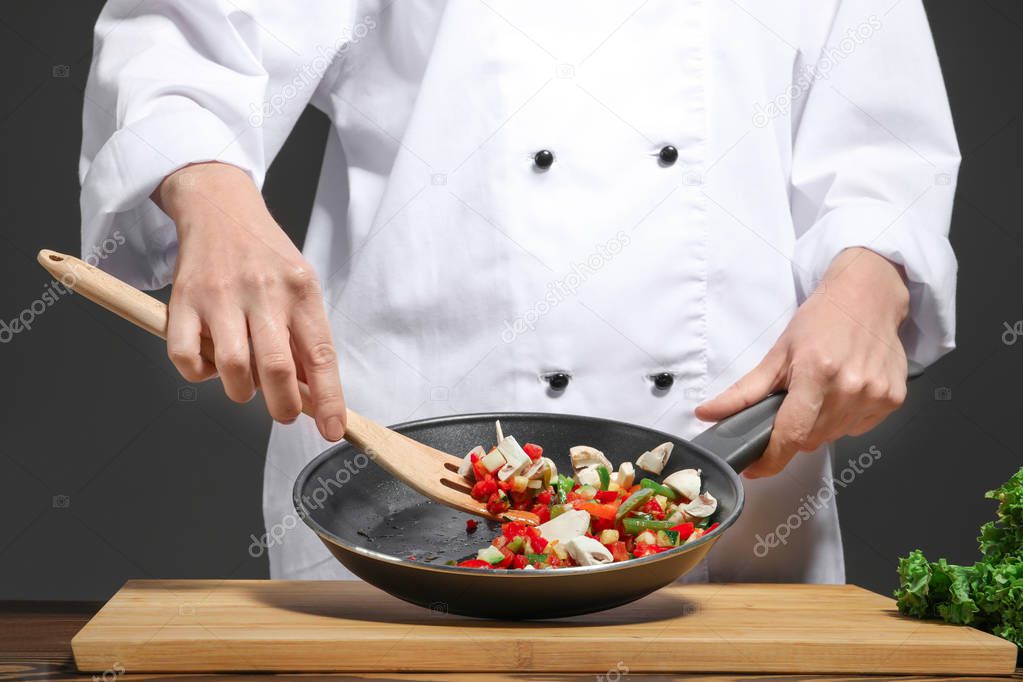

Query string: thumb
[696,349,785,422]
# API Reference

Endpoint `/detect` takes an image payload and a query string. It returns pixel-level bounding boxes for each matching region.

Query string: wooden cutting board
[71,580,1016,675]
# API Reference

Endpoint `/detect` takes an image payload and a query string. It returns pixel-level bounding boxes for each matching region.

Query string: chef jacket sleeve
[80,1,354,289]
[788,0,959,366]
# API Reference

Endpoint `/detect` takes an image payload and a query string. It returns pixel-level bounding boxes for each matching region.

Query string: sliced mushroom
[457,445,486,481]
[616,461,636,489]
[522,458,546,480]
[575,465,603,488]
[537,509,591,543]
[497,457,530,482]
[663,468,701,501]
[684,491,718,518]
[495,420,504,444]
[636,442,674,475]
[497,436,530,466]
[565,536,614,567]
[569,445,613,472]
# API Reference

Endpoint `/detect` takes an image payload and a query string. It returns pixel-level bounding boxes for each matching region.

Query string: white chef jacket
[80,0,958,583]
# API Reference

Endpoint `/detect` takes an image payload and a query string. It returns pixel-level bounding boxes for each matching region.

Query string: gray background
[1,1,1020,601]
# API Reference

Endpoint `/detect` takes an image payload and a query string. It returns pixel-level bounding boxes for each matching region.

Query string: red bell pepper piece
[457,559,492,568]
[523,443,543,460]
[465,519,478,533]
[669,522,695,540]
[512,554,529,569]
[594,490,619,504]
[706,522,719,533]
[641,497,665,519]
[535,490,553,505]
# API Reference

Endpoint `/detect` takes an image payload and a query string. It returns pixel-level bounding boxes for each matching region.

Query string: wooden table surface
[2,600,1020,681]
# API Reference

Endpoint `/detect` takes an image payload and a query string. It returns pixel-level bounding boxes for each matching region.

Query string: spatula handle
[36,249,360,434]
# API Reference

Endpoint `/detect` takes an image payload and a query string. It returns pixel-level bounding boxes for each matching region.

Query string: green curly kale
[895,468,1023,648]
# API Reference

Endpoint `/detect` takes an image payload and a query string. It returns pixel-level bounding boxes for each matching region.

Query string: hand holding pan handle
[692,362,925,473]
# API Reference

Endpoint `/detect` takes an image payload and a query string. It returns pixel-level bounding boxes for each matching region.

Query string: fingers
[744,367,824,479]
[166,301,217,382]
[291,293,346,441]
[249,313,302,424]
[206,309,256,404]
[696,349,786,421]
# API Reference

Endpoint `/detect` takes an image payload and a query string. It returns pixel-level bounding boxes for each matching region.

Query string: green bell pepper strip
[615,488,654,521]
[596,465,611,491]
[639,478,678,501]
[555,474,574,504]
[622,516,680,534]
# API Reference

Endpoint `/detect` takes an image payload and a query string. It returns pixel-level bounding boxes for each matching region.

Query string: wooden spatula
[37,249,539,525]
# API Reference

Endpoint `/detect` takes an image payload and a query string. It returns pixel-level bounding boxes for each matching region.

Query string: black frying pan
[298,363,921,619]
[294,395,783,619]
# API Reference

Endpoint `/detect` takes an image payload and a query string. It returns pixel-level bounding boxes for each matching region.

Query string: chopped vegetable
[458,428,720,570]
[640,477,678,501]
[663,468,701,501]
[636,442,674,475]
[616,488,654,520]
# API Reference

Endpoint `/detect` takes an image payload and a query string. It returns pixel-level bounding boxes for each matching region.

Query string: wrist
[152,162,258,223]
[820,247,910,328]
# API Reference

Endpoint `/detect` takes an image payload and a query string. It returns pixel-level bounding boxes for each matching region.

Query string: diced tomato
[465,519,478,533]
[608,541,629,562]
[595,490,618,504]
[457,559,492,568]
[578,502,618,521]
[590,516,615,534]
[470,475,497,501]
[669,522,695,540]
[498,479,512,492]
[502,522,526,540]
[496,547,515,568]
[535,490,553,505]
[491,535,508,548]
[486,491,510,515]
[512,554,529,569]
[523,443,543,460]
[530,503,552,524]
[525,526,548,552]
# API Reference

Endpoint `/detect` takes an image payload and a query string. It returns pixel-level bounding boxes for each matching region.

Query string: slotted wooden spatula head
[36,249,538,525]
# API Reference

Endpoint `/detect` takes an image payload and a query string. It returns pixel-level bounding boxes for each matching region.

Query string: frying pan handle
[692,361,925,473]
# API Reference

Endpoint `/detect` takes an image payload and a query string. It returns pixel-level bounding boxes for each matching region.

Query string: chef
[80,1,958,583]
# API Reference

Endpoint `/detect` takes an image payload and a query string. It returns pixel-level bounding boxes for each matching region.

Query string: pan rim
[293,411,745,578]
